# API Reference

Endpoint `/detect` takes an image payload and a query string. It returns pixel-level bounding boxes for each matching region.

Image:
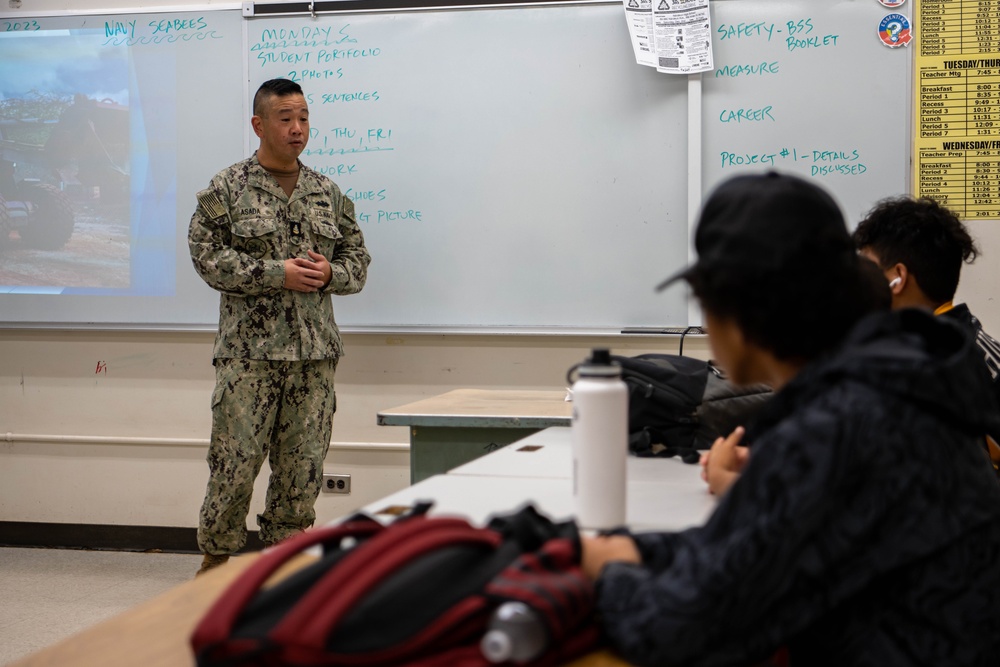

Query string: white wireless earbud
[888,277,901,289]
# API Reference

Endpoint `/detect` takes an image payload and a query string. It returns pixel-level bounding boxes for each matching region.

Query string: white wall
[0,327,694,528]
[959,221,1000,335]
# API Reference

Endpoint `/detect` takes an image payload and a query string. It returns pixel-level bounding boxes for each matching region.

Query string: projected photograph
[0,30,130,290]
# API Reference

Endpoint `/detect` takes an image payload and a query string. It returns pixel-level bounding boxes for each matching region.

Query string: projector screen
[0,9,244,328]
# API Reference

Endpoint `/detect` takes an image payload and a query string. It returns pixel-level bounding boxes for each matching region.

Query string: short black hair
[692,252,882,363]
[853,196,979,304]
[252,78,304,117]
[682,173,886,364]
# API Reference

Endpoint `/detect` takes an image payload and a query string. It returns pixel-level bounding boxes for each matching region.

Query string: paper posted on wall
[651,0,713,74]
[622,0,655,67]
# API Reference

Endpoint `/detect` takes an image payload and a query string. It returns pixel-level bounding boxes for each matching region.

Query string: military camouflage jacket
[189,154,371,361]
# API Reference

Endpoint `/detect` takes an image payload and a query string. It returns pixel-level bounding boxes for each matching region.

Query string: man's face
[705,310,754,387]
[859,246,902,308]
[252,93,309,165]
[858,246,882,270]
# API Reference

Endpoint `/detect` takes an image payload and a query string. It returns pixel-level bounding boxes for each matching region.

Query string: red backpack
[191,504,602,666]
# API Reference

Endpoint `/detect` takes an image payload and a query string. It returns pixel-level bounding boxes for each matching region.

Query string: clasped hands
[283,250,332,292]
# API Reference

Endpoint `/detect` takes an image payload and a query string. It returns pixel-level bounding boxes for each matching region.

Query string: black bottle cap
[589,348,612,365]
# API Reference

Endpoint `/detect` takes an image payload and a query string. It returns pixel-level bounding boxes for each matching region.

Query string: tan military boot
[196,553,230,577]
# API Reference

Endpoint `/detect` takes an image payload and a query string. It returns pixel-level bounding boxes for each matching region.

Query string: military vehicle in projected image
[0,93,129,251]
[0,158,75,250]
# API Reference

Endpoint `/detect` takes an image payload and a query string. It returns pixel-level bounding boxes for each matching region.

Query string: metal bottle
[570,348,628,530]
[480,601,548,664]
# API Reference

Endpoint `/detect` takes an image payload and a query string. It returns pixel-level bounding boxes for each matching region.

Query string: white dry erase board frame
[0,0,910,333]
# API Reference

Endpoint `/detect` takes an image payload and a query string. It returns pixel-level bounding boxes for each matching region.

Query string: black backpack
[571,353,772,463]
[191,504,601,667]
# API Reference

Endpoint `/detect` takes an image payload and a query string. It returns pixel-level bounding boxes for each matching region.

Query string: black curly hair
[853,196,979,305]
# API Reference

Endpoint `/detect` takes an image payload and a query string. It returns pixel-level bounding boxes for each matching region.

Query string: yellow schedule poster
[916,0,1000,219]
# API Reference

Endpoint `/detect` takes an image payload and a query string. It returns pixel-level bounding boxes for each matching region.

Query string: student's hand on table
[700,426,749,496]
[581,535,641,580]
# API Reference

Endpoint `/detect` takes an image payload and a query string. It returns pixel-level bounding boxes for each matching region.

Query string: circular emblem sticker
[244,238,267,258]
[878,14,912,48]
[878,0,906,8]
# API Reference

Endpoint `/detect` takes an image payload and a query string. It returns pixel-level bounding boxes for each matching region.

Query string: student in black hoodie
[853,195,1000,471]
[582,173,1000,667]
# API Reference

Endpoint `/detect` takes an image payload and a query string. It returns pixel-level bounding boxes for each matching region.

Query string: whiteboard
[246,4,690,331]
[0,0,911,331]
[704,0,911,223]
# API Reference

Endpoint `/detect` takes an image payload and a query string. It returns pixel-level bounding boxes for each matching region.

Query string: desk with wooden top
[378,388,572,483]
[13,427,715,667]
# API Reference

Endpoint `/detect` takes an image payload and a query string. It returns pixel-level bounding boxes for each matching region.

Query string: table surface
[449,426,707,483]
[372,429,715,533]
[377,388,573,428]
[13,427,715,667]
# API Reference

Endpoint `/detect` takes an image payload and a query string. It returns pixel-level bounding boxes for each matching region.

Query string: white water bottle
[570,348,628,530]
[480,601,548,664]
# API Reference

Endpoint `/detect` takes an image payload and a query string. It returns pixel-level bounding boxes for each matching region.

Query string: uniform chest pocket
[311,214,343,256]
[232,216,279,238]
[311,215,343,241]
[232,217,279,259]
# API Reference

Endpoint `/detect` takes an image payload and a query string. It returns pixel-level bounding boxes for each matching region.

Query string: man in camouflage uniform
[188,78,371,575]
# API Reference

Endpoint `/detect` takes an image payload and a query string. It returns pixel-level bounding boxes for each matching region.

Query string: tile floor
[0,547,202,665]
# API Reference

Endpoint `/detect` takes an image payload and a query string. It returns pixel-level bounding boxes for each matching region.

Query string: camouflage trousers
[197,357,338,555]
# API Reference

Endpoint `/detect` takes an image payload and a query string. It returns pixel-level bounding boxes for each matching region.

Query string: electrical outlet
[321,473,351,495]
